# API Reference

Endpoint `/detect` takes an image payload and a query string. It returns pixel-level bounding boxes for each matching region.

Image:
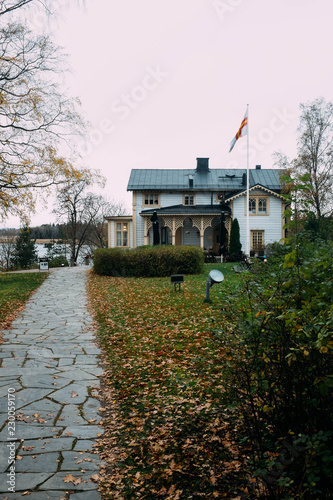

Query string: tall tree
[0,23,85,221]
[53,172,108,265]
[12,225,37,269]
[229,218,242,255]
[274,97,333,218]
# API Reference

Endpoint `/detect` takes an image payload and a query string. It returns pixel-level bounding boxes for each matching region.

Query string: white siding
[160,193,182,206]
[195,192,218,205]
[233,193,283,250]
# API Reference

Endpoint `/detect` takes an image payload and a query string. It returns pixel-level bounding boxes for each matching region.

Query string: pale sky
[3,0,333,227]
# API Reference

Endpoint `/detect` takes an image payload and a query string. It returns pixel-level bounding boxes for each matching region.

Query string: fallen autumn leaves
[88,265,256,498]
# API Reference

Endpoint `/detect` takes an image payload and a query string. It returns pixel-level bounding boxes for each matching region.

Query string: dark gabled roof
[127,168,282,192]
[140,204,224,216]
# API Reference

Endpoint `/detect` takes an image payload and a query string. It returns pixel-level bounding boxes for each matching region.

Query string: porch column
[200,217,204,249]
[144,217,152,245]
[171,219,176,245]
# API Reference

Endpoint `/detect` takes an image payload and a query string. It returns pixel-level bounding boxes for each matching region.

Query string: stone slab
[5,492,67,500]
[0,472,53,492]
[69,491,102,500]
[20,437,75,455]
[39,470,98,491]
[63,426,103,440]
[14,452,60,473]
[51,384,88,405]
[61,451,100,471]
[74,440,99,452]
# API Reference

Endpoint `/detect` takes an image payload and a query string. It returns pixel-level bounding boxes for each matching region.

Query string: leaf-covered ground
[88,264,257,499]
[0,272,48,338]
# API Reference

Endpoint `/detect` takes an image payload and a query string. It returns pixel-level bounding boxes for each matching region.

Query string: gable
[225,184,284,202]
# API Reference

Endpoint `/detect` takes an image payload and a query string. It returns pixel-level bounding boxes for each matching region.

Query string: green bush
[220,237,333,498]
[48,255,69,268]
[93,245,204,277]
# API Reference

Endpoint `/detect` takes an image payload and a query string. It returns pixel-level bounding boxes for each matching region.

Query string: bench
[171,274,184,291]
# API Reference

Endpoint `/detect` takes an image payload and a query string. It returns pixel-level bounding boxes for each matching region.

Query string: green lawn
[88,263,251,498]
[0,272,48,330]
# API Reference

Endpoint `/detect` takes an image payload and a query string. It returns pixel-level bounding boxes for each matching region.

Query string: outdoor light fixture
[205,269,224,302]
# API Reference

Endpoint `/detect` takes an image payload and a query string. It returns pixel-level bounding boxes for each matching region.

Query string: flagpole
[246,103,250,257]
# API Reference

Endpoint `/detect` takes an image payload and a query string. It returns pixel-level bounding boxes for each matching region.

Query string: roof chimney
[196,158,209,173]
[255,164,261,170]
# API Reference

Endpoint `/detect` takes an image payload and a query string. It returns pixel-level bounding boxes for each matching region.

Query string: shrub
[220,238,333,497]
[93,245,204,277]
[229,218,242,255]
[48,255,69,268]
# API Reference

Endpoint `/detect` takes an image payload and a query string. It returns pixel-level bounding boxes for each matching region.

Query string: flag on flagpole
[229,109,248,152]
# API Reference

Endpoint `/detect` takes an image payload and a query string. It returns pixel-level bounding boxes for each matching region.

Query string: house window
[249,198,256,213]
[183,194,195,206]
[258,198,267,214]
[251,230,264,251]
[116,222,129,247]
[247,196,269,215]
[144,193,159,206]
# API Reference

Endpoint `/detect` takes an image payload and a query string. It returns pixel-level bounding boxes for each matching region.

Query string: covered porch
[140,205,231,252]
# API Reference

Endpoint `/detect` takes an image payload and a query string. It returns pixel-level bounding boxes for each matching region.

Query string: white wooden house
[106,158,286,255]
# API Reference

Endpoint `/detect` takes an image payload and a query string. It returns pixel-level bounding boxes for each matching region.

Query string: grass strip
[0,272,48,331]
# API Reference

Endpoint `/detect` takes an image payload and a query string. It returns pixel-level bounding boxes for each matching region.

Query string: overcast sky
[3,0,333,227]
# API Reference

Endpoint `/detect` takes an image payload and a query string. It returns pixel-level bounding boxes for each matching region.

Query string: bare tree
[0,230,17,269]
[274,97,333,218]
[84,196,126,250]
[0,0,83,17]
[53,173,107,265]
[0,23,86,220]
[53,174,126,264]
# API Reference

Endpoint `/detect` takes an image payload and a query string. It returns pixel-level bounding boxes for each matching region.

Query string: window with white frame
[143,193,159,206]
[116,222,129,247]
[248,196,269,215]
[183,193,195,206]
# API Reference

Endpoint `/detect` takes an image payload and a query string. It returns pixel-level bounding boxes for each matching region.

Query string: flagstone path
[0,267,104,500]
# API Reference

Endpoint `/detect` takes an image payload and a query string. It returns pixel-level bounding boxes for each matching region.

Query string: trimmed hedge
[93,245,204,277]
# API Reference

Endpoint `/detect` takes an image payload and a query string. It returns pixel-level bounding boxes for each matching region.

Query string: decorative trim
[227,184,283,202]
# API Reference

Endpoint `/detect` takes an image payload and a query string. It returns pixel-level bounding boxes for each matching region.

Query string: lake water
[36,244,92,265]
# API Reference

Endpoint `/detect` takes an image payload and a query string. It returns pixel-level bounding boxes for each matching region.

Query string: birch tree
[274,97,333,218]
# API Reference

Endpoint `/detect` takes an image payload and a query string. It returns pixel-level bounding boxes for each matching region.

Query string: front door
[175,227,182,246]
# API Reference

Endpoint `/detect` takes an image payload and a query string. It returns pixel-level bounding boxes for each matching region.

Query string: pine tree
[13,226,38,269]
[229,218,242,255]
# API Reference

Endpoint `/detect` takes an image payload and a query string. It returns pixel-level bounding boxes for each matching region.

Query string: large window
[247,196,269,215]
[251,230,264,251]
[143,193,159,206]
[116,222,129,247]
[183,193,195,206]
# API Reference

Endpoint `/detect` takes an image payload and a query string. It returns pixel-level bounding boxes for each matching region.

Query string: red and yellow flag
[229,109,248,152]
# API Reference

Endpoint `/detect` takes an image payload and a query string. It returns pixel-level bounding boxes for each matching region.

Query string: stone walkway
[0,267,104,500]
